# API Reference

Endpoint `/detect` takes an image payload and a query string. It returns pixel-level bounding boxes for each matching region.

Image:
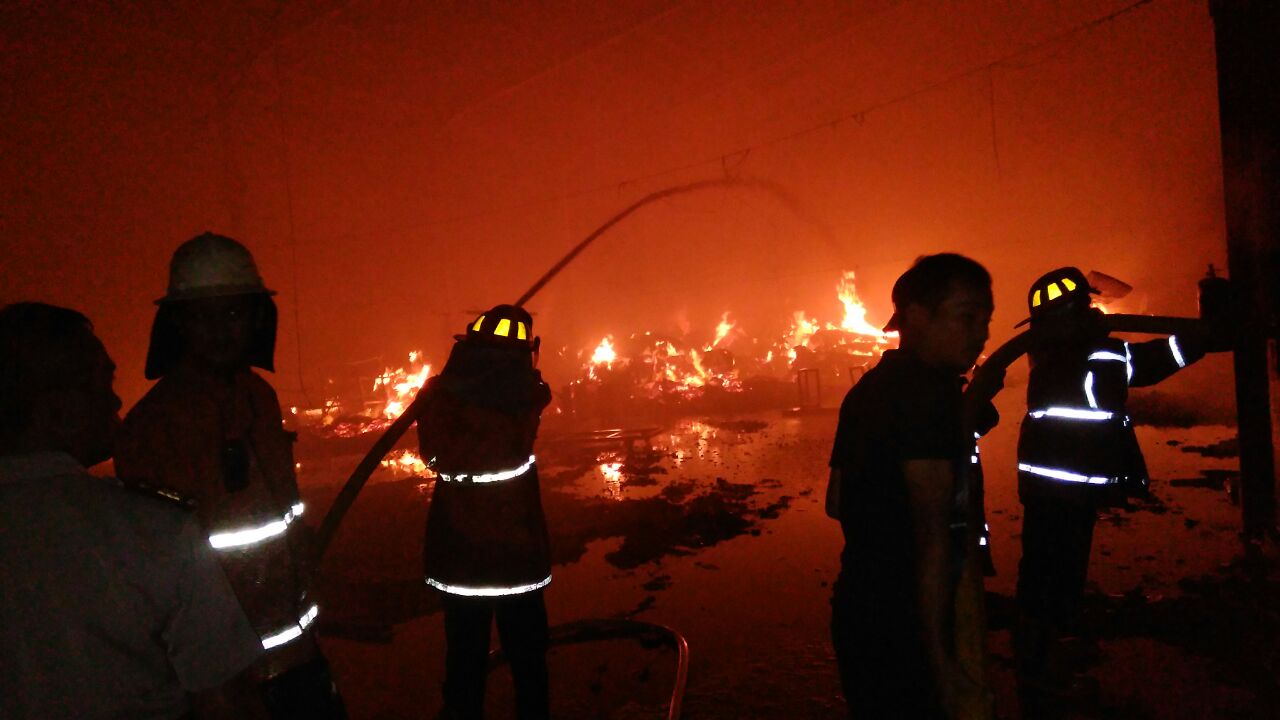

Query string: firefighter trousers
[1016,498,1097,630]
[261,655,348,719]
[440,589,549,720]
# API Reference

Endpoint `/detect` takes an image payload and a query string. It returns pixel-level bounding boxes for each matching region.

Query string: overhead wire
[303,0,1161,245]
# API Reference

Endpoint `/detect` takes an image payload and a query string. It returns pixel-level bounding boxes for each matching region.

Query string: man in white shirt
[0,302,267,719]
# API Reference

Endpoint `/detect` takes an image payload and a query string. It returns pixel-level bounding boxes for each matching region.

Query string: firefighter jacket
[116,366,316,680]
[417,369,553,597]
[1017,333,1203,506]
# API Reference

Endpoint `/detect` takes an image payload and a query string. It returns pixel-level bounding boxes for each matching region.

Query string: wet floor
[300,388,1278,719]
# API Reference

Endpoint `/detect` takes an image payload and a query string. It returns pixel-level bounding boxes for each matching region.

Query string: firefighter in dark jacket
[1013,267,1207,701]
[417,304,553,720]
[116,233,346,718]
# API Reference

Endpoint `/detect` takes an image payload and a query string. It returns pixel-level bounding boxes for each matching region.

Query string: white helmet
[155,232,275,304]
[145,232,278,379]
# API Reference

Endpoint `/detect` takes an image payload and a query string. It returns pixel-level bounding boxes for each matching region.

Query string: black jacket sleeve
[1127,334,1205,388]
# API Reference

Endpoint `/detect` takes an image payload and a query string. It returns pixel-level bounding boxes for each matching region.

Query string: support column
[1210,0,1280,544]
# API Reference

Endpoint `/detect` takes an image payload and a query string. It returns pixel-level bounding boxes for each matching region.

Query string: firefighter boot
[1015,614,1099,711]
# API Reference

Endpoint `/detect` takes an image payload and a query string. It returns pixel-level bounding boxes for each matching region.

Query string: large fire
[296,270,894,435]
[570,270,893,405]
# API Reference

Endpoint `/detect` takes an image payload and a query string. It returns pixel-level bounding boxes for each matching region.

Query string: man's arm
[825,468,842,520]
[167,515,267,718]
[1127,335,1206,388]
[903,459,982,716]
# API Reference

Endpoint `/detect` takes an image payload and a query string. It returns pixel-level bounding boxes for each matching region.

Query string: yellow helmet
[462,304,537,350]
[1015,267,1095,328]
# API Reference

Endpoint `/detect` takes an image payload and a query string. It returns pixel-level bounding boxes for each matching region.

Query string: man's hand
[965,363,1005,407]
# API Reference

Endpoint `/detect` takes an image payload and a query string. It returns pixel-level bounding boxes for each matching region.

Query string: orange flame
[790,311,819,349]
[712,312,735,348]
[381,448,428,475]
[373,352,433,419]
[591,336,617,366]
[836,271,890,338]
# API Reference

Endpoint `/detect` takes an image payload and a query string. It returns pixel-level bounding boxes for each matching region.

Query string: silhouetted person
[0,302,267,719]
[116,234,346,718]
[1012,267,1211,708]
[825,254,998,719]
[416,304,553,720]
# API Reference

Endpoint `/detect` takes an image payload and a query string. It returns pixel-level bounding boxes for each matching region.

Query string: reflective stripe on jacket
[1017,334,1201,503]
[115,367,316,679]
[417,373,553,596]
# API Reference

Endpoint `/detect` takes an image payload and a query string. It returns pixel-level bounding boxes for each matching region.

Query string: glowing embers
[437,455,536,484]
[209,505,305,550]
[381,448,429,476]
[426,574,552,597]
[261,604,320,650]
[1018,463,1112,485]
[1027,407,1115,421]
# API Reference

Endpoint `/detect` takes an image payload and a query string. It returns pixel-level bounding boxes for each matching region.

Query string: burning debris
[294,271,895,438]
[563,271,896,417]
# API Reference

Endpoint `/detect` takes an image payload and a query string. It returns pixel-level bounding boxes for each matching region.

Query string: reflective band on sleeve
[438,455,536,484]
[292,502,304,517]
[979,536,988,547]
[1087,351,1126,363]
[209,506,303,550]
[1084,372,1097,409]
[260,604,319,650]
[971,454,979,465]
[1168,336,1186,368]
[1028,407,1114,421]
[1018,463,1112,485]
[425,574,552,597]
[1124,342,1134,383]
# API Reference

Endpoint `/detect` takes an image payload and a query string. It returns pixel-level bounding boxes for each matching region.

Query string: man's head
[145,233,277,378]
[886,253,994,373]
[0,303,122,466]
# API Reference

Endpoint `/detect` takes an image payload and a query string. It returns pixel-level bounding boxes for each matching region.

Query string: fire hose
[311,181,748,717]
[487,619,689,720]
[316,176,816,558]
[965,313,1209,408]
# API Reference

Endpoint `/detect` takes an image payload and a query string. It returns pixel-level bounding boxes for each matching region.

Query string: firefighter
[115,233,346,718]
[416,304,553,720]
[1012,267,1209,705]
